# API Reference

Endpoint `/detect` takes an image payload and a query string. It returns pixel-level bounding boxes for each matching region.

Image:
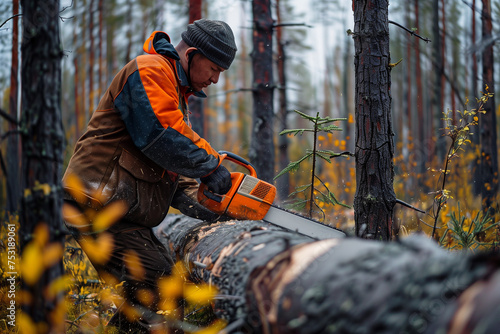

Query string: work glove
[171,191,222,222]
[170,176,230,223]
[200,165,232,195]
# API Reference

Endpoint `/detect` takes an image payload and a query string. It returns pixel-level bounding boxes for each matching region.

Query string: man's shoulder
[134,54,178,88]
[136,54,175,71]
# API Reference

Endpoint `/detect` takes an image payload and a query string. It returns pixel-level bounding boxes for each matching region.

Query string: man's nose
[211,72,220,84]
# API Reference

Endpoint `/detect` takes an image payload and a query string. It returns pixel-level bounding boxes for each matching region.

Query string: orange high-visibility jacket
[63,31,220,227]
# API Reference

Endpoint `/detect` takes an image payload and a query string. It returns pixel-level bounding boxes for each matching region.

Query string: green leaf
[314,175,351,208]
[274,153,312,180]
[315,151,332,163]
[293,109,318,122]
[290,184,312,197]
[439,229,450,247]
[318,124,344,132]
[285,199,308,211]
[274,161,299,179]
[279,129,311,136]
[316,149,340,155]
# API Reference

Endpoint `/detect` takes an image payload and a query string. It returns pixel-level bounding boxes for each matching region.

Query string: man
[62,19,237,332]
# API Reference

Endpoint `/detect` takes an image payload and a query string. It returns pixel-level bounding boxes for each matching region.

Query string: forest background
[1,0,500,332]
[1,0,500,244]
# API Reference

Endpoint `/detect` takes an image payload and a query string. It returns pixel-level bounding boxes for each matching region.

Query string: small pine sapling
[426,88,493,239]
[274,110,350,220]
[439,202,499,251]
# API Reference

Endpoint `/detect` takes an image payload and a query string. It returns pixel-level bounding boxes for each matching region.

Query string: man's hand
[200,165,232,194]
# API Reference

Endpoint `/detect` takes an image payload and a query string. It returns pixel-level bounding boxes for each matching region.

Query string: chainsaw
[197,151,346,239]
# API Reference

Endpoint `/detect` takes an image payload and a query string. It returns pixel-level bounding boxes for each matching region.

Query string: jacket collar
[175,61,207,98]
[143,31,207,98]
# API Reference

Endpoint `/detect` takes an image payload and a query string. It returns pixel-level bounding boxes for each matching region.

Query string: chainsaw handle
[218,151,257,177]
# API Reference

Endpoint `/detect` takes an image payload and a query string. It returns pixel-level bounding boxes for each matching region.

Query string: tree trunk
[106,0,118,83]
[73,0,81,139]
[223,71,232,147]
[430,0,442,163]
[7,0,20,213]
[405,0,412,141]
[98,0,104,100]
[125,0,133,63]
[472,0,481,196]
[440,0,447,119]
[471,0,478,98]
[88,0,96,113]
[404,2,412,174]
[156,214,500,333]
[19,0,65,330]
[188,0,202,23]
[248,0,275,183]
[237,6,250,151]
[342,32,353,153]
[414,0,425,176]
[187,0,205,137]
[480,0,499,211]
[275,0,290,202]
[353,0,396,240]
[81,0,88,122]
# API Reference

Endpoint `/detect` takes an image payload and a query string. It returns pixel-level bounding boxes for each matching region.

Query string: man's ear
[184,47,198,60]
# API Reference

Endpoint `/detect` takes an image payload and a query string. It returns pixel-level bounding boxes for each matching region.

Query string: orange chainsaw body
[197,152,276,220]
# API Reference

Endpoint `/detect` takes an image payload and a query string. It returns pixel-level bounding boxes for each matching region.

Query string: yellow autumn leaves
[156,261,225,334]
[20,223,64,286]
[62,173,128,265]
[158,261,218,315]
[14,172,226,333]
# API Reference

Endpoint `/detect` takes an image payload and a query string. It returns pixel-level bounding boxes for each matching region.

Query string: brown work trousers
[63,199,176,333]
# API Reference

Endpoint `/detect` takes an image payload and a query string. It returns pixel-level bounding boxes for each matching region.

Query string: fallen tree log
[155,215,500,333]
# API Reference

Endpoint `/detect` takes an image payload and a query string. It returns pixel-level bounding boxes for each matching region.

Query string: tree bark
[404,1,412,176]
[275,0,290,202]
[125,0,133,63]
[98,0,104,101]
[187,0,205,137]
[414,0,425,176]
[405,3,412,145]
[80,0,88,122]
[88,0,96,114]
[156,214,500,333]
[237,6,251,151]
[480,0,499,211]
[7,0,21,213]
[430,0,442,163]
[353,0,396,240]
[248,0,275,183]
[471,0,481,196]
[20,0,65,330]
[106,0,118,83]
[188,0,202,23]
[471,0,478,98]
[440,0,447,120]
[72,0,81,140]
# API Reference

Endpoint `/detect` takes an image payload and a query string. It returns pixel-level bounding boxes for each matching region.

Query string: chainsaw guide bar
[263,205,346,240]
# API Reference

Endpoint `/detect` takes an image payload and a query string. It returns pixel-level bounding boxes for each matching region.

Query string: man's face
[189,53,225,92]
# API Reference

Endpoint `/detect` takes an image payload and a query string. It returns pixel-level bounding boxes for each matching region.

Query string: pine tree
[353,0,396,240]
[19,0,66,329]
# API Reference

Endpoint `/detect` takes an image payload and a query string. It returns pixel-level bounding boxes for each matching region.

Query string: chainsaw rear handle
[198,151,255,202]
[218,151,257,177]
[198,151,270,218]
[200,172,242,202]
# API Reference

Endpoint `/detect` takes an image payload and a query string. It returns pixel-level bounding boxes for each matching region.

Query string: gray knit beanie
[181,19,237,70]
